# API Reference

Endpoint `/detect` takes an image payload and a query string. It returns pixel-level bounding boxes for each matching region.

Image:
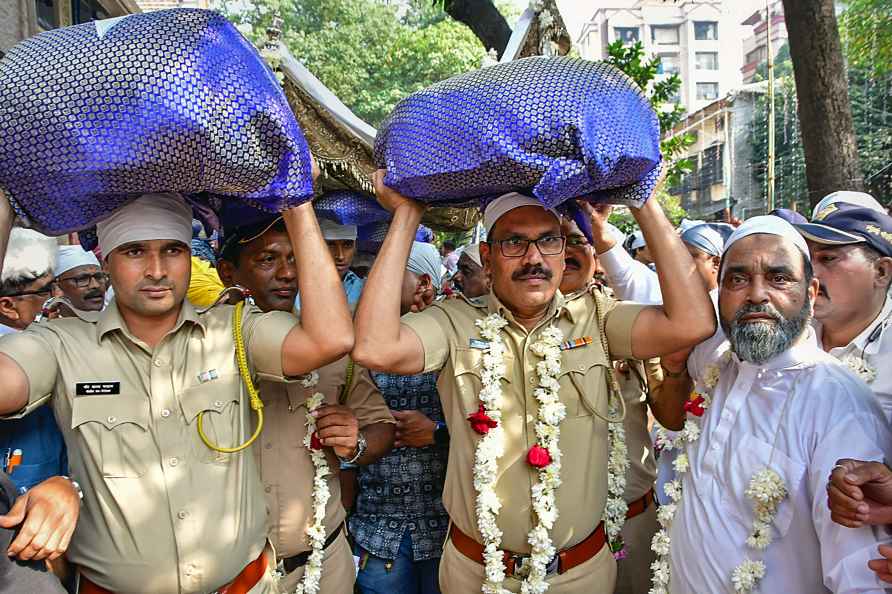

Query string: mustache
[565,257,581,270]
[84,289,105,300]
[733,302,782,323]
[512,264,552,281]
[136,280,174,290]
[818,285,830,300]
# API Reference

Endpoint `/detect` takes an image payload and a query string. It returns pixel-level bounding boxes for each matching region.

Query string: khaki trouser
[275,532,354,594]
[614,505,658,594]
[438,537,616,594]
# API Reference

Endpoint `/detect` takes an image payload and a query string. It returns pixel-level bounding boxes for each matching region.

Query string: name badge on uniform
[469,339,490,350]
[197,369,219,383]
[559,336,593,351]
[75,382,121,396]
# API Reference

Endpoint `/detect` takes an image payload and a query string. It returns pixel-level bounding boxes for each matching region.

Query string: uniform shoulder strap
[339,357,356,405]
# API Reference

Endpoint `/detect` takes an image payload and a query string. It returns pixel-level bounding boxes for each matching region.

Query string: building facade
[135,0,209,12]
[576,0,743,113]
[1,0,139,52]
[740,0,787,83]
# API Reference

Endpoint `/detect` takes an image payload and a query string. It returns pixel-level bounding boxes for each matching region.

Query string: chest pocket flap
[71,396,150,478]
[558,346,611,417]
[179,373,242,423]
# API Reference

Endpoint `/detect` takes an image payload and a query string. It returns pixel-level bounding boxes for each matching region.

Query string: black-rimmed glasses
[491,236,566,258]
[58,272,110,288]
[3,281,56,299]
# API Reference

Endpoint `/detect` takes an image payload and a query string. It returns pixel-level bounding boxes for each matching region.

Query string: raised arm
[625,199,715,359]
[279,203,354,376]
[352,171,426,375]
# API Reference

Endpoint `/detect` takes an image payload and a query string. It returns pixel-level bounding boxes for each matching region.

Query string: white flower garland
[649,352,788,594]
[842,354,877,384]
[289,371,331,594]
[604,397,630,557]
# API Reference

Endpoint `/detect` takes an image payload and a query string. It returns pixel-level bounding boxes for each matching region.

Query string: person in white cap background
[351,240,450,594]
[0,188,355,594]
[451,242,489,299]
[653,215,892,594]
[628,231,653,266]
[54,244,107,312]
[296,218,364,310]
[354,169,714,593]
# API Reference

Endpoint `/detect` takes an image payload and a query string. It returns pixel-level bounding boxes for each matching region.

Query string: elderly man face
[480,206,565,317]
[56,264,108,311]
[0,272,57,329]
[453,252,488,299]
[559,217,598,294]
[106,240,191,320]
[807,241,891,326]
[718,234,818,364]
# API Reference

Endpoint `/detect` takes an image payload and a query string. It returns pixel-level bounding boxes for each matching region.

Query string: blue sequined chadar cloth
[314,191,390,226]
[0,9,314,236]
[375,56,662,209]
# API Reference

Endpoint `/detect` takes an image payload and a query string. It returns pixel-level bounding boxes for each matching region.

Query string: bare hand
[576,201,613,230]
[0,476,80,561]
[828,459,892,528]
[392,409,436,448]
[372,170,424,214]
[869,544,892,584]
[313,404,360,459]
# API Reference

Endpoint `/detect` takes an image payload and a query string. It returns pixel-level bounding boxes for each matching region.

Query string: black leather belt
[282,524,344,574]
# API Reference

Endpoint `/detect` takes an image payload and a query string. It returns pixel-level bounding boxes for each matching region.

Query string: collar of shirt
[484,289,575,327]
[731,337,823,373]
[814,295,892,358]
[97,299,206,343]
[342,270,364,304]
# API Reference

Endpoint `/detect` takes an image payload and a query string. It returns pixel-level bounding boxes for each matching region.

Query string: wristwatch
[434,421,450,447]
[339,431,367,465]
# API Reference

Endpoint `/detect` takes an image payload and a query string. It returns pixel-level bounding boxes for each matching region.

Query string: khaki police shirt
[401,290,644,553]
[0,300,297,594]
[255,358,394,559]
[615,358,661,502]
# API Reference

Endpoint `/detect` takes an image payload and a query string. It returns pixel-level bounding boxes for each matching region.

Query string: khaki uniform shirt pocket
[179,373,243,465]
[453,347,514,417]
[558,347,610,418]
[71,397,151,478]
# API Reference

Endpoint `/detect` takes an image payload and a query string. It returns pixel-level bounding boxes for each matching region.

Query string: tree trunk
[781,0,864,208]
[444,0,512,57]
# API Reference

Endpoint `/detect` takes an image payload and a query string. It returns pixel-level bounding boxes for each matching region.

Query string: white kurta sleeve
[598,243,663,305]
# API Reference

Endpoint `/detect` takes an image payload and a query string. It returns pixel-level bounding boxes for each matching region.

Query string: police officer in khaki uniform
[0,191,355,594]
[352,173,716,594]
[558,213,662,594]
[216,215,396,593]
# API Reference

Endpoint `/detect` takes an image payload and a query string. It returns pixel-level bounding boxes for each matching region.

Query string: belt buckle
[508,553,559,578]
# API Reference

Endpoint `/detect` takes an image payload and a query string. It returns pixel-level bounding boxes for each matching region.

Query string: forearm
[599,244,662,304]
[633,200,714,339]
[282,203,353,358]
[357,422,395,465]
[353,204,424,368]
[0,353,30,416]
[649,367,692,431]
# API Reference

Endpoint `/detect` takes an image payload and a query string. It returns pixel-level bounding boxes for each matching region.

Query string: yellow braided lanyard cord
[197,300,264,453]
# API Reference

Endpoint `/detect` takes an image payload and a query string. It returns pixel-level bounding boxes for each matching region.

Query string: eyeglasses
[58,272,110,288]
[492,236,566,258]
[3,280,56,299]
[566,235,590,248]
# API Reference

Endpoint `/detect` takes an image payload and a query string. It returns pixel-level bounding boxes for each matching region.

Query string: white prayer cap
[681,223,724,258]
[319,218,358,241]
[605,223,626,246]
[629,230,646,251]
[461,243,482,267]
[724,215,810,260]
[97,193,192,258]
[55,245,100,277]
[483,192,559,234]
[1,228,56,285]
[677,218,705,234]
[812,191,885,220]
[407,241,442,290]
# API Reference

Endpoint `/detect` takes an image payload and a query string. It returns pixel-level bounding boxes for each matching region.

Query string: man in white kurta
[669,216,892,594]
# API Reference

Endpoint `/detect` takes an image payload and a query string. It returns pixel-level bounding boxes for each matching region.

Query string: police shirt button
[161,409,171,418]
[107,416,116,424]
[578,364,586,371]
[265,486,272,493]
[213,400,223,409]
[153,359,164,367]
[169,457,179,467]
[177,510,188,519]
[529,377,536,385]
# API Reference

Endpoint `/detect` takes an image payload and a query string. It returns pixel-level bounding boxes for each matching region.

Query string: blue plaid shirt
[349,372,449,561]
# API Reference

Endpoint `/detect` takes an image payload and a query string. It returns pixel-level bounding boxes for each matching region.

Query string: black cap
[795,206,892,257]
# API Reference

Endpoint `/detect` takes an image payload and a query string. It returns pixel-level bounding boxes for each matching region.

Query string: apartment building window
[657,54,680,75]
[696,52,719,70]
[72,0,109,24]
[696,82,719,101]
[651,25,680,45]
[694,21,718,41]
[35,0,59,29]
[746,47,767,64]
[614,27,640,44]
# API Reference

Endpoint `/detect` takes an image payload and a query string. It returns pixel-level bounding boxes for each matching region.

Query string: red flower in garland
[310,431,323,450]
[683,395,706,417]
[527,444,552,469]
[468,404,498,435]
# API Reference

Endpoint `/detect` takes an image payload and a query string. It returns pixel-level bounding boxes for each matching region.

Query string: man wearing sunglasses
[54,245,108,312]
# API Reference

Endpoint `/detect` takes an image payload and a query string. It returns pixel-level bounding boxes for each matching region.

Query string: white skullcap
[407,241,442,290]
[681,223,725,258]
[461,243,482,267]
[605,223,626,246]
[97,193,193,258]
[677,218,706,234]
[319,218,358,241]
[724,215,810,260]
[55,245,100,277]
[483,192,559,234]
[1,228,56,284]
[629,230,646,251]
[812,191,885,220]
